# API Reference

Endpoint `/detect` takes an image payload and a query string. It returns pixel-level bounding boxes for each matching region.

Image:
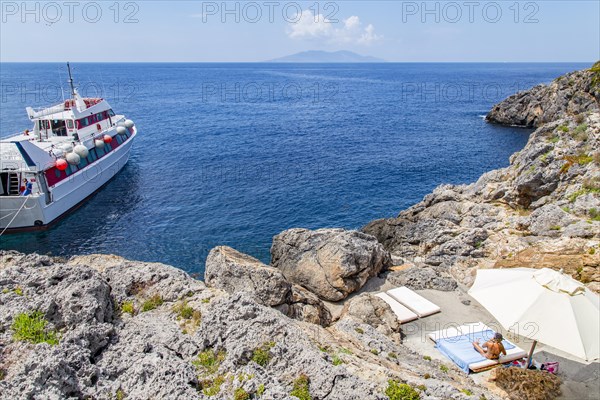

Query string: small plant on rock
[355,327,364,334]
[385,380,421,400]
[257,383,265,396]
[332,355,344,366]
[13,287,23,296]
[234,387,250,400]
[173,300,195,320]
[120,301,135,316]
[115,389,126,400]
[290,374,311,400]
[439,365,449,373]
[193,348,226,375]
[370,349,379,355]
[201,375,225,396]
[141,294,164,312]
[11,311,59,345]
[251,341,275,367]
[422,355,431,361]
[461,388,474,396]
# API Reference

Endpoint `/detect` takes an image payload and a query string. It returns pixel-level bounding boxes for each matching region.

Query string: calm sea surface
[0,63,590,275]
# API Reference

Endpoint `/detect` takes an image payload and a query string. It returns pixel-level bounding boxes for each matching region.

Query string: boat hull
[0,130,136,231]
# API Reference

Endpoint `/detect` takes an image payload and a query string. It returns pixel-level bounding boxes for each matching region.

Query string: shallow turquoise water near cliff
[0,63,590,274]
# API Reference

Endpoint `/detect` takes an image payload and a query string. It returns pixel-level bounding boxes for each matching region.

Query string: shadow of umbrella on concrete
[468,267,599,364]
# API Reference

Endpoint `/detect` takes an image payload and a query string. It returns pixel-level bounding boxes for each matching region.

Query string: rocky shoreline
[1,64,599,399]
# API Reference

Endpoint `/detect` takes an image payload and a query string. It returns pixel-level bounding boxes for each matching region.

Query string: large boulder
[338,293,400,340]
[271,228,392,301]
[205,246,291,307]
[275,284,332,327]
[205,246,332,326]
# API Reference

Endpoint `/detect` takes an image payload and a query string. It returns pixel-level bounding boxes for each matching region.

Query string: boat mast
[67,62,76,98]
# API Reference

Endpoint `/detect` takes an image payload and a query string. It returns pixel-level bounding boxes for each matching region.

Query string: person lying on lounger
[473,333,507,360]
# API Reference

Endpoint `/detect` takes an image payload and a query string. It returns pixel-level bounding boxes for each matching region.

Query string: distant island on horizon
[268,50,385,63]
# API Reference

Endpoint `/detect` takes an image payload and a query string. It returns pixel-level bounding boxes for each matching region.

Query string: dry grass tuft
[493,367,561,400]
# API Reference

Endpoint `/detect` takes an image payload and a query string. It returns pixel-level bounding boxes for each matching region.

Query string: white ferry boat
[0,64,137,232]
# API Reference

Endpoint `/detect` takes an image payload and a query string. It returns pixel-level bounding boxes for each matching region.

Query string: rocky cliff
[1,65,599,400]
[0,251,491,400]
[364,63,600,292]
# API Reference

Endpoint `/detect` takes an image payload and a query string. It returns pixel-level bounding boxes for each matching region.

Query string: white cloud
[288,9,332,39]
[287,10,381,45]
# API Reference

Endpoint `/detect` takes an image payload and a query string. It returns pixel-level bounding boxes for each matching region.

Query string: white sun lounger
[375,292,419,323]
[427,322,492,343]
[387,287,441,317]
[428,323,528,373]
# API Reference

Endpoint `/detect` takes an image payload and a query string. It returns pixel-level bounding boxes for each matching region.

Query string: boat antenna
[57,65,66,102]
[67,62,76,97]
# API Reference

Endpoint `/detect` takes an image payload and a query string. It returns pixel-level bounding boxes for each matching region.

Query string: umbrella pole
[526,340,538,368]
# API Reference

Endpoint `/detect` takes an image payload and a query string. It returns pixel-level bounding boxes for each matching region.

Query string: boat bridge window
[76,110,112,129]
[51,119,67,136]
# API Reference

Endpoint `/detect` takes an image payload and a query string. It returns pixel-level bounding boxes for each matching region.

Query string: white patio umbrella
[469,267,599,362]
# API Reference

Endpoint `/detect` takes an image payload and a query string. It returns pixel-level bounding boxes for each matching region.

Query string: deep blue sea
[0,63,590,275]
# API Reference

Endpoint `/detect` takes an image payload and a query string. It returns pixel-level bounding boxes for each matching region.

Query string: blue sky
[1,1,598,62]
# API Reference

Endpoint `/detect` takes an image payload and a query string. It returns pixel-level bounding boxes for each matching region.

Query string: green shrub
[440,365,449,373]
[422,355,431,361]
[115,389,126,400]
[577,154,594,165]
[388,352,397,359]
[548,136,559,143]
[589,208,600,221]
[339,347,352,355]
[173,301,195,320]
[290,374,311,400]
[557,125,569,133]
[549,225,561,231]
[332,355,344,366]
[355,327,364,334]
[14,287,23,296]
[121,301,135,316]
[257,383,265,396]
[385,380,421,400]
[569,185,600,202]
[573,123,588,136]
[251,342,275,367]
[201,375,225,396]
[540,151,551,163]
[141,294,164,312]
[461,388,474,396]
[193,348,226,375]
[11,311,59,345]
[234,387,250,400]
[370,349,379,355]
